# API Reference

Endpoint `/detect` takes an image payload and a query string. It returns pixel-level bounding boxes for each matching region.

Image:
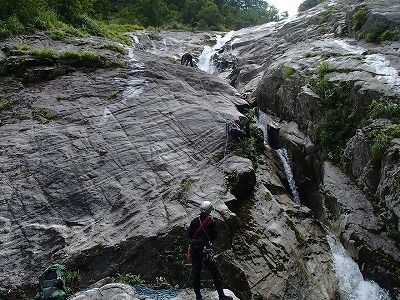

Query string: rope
[179,266,192,290]
[194,66,231,158]
[132,284,178,299]
[130,264,193,299]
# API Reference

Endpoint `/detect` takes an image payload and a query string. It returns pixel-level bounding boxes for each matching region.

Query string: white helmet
[200,201,213,213]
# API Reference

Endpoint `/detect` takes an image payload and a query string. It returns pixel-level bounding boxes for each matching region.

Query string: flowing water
[254,110,390,299]
[144,25,394,300]
[276,148,301,204]
[327,234,390,300]
[197,31,235,74]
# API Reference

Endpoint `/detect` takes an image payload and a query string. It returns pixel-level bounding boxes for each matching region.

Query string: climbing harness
[193,215,213,240]
[202,246,215,262]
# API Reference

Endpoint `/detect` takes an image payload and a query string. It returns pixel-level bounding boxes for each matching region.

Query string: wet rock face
[207,0,400,297]
[321,161,400,294]
[0,31,340,300]
[222,156,256,203]
[0,33,245,298]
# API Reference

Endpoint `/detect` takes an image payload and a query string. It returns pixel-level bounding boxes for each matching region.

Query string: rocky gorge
[0,0,399,299]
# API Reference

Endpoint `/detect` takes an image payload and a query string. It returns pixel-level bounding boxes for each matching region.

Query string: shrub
[282,65,295,79]
[31,107,56,124]
[75,15,106,36]
[370,125,400,160]
[379,30,400,43]
[0,15,24,36]
[352,6,368,31]
[310,77,336,106]
[235,108,265,168]
[315,61,336,78]
[115,273,144,285]
[181,179,192,191]
[368,99,400,124]
[49,28,67,40]
[30,47,56,59]
[0,95,14,110]
[103,43,126,55]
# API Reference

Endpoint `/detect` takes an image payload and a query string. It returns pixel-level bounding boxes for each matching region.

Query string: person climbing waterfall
[188,201,233,300]
[181,53,194,67]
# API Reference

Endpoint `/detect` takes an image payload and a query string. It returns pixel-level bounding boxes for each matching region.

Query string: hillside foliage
[0,0,281,38]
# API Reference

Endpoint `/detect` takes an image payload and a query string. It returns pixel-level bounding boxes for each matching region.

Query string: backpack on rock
[34,264,68,300]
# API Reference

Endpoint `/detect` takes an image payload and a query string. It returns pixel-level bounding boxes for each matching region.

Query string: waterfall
[276,148,301,204]
[255,109,269,143]
[326,234,390,300]
[255,108,390,299]
[255,109,300,204]
[198,31,235,74]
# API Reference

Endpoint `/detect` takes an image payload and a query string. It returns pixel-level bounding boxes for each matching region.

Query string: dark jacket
[188,213,217,244]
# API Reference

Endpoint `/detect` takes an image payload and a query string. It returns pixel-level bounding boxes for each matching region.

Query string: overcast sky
[268,0,303,16]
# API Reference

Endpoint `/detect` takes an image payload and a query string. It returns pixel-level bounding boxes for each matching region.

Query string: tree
[198,0,222,29]
[298,0,325,12]
[47,0,94,22]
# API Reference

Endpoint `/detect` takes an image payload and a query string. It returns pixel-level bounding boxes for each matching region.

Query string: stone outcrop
[68,284,238,300]
[0,30,340,300]
[222,156,256,203]
[1,0,399,299]
[206,0,399,297]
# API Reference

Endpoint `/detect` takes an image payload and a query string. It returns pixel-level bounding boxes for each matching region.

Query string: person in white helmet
[188,201,233,300]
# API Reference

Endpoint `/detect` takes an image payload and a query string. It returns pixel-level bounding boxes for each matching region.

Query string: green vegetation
[0,0,280,40]
[235,108,266,168]
[352,5,368,31]
[368,99,400,123]
[181,179,192,191]
[115,272,144,285]
[308,62,359,161]
[282,65,295,79]
[369,125,400,160]
[315,61,336,78]
[31,107,56,124]
[395,268,400,282]
[367,99,400,159]
[298,0,326,13]
[0,94,14,110]
[103,43,126,55]
[0,46,124,83]
[30,47,57,59]
[66,270,81,293]
[60,49,120,67]
[308,66,400,162]
[351,5,400,43]
[164,239,187,267]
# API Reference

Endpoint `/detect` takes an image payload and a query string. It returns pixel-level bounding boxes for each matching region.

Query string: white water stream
[327,234,390,300]
[276,148,301,204]
[254,110,390,299]
[198,31,235,74]
[128,25,395,299]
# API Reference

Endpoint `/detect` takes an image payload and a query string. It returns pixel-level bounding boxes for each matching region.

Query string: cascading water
[276,148,301,204]
[255,109,391,299]
[327,234,390,300]
[255,109,300,204]
[198,31,235,74]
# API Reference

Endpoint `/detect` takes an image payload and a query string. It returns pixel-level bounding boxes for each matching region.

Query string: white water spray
[276,148,301,204]
[255,108,391,297]
[198,31,235,74]
[326,234,391,300]
[255,110,300,204]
